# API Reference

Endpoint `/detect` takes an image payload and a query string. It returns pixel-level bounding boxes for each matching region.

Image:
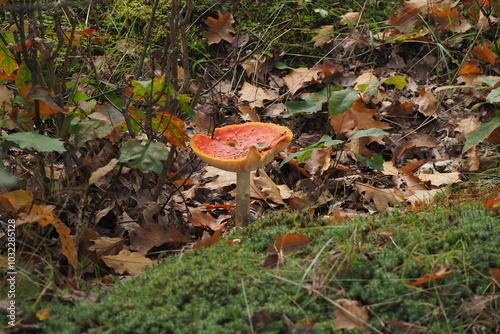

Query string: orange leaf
[410,267,452,287]
[472,43,498,64]
[0,190,34,212]
[490,268,500,287]
[484,199,500,210]
[459,64,482,75]
[193,230,223,249]
[203,13,235,45]
[77,29,96,37]
[187,207,226,232]
[329,102,390,135]
[265,234,311,254]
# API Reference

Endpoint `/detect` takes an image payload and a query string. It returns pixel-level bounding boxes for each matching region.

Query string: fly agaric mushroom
[190,122,293,227]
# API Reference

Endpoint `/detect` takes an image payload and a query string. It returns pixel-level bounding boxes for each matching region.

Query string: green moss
[28,203,499,333]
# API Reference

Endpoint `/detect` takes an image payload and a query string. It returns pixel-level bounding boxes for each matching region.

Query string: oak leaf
[187,208,226,232]
[130,223,189,254]
[332,299,369,331]
[203,13,235,45]
[101,249,154,276]
[265,234,311,254]
[415,87,437,116]
[472,42,498,64]
[355,182,404,211]
[283,67,318,95]
[329,102,390,136]
[312,26,334,48]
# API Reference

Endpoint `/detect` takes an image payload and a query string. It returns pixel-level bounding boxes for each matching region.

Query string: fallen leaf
[415,86,437,116]
[355,182,404,211]
[339,12,361,25]
[312,26,334,47]
[129,223,189,254]
[283,67,318,95]
[239,81,275,109]
[36,307,51,321]
[330,102,390,135]
[454,116,481,135]
[418,172,461,186]
[187,208,226,231]
[193,229,223,249]
[393,134,437,163]
[410,267,452,287]
[252,169,291,205]
[332,299,369,331]
[265,234,311,254]
[490,268,500,287]
[203,13,235,45]
[472,42,498,64]
[385,319,427,334]
[0,189,34,212]
[101,249,154,276]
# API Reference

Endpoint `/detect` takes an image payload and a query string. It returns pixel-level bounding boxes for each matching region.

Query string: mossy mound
[34,204,499,333]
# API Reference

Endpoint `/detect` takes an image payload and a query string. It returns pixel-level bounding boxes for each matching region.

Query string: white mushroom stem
[235,170,251,227]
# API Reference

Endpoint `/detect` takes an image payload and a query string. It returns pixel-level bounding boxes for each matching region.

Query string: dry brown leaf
[303,146,332,176]
[89,236,123,256]
[393,134,437,163]
[203,13,235,45]
[283,67,318,95]
[312,26,334,48]
[490,268,500,288]
[418,172,461,186]
[239,81,275,109]
[385,319,427,334]
[454,116,481,135]
[332,299,369,331]
[101,249,154,276]
[355,182,403,211]
[187,207,226,232]
[193,230,223,249]
[265,234,311,254]
[330,102,390,135]
[129,223,189,254]
[339,12,361,25]
[251,169,290,205]
[415,87,437,116]
[472,42,498,64]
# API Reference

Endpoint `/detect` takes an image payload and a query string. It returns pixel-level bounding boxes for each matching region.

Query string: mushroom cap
[190,122,293,172]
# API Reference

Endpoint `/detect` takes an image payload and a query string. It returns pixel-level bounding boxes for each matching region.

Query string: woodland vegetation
[0,0,499,332]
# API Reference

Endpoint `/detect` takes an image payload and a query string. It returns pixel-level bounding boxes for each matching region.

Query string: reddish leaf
[490,268,500,287]
[77,29,96,37]
[410,267,452,287]
[472,43,498,64]
[187,207,226,231]
[265,234,311,254]
[330,102,390,135]
[193,230,223,249]
[484,199,500,210]
[153,112,187,149]
[203,13,235,45]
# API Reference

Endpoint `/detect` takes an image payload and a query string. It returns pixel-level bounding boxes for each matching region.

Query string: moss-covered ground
[25,202,500,333]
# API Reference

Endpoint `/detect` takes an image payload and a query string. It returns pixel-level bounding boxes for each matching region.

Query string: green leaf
[119,139,169,174]
[350,128,389,139]
[328,87,358,116]
[353,153,384,171]
[275,62,293,70]
[0,31,18,76]
[382,76,407,90]
[462,114,500,153]
[1,132,66,152]
[280,135,343,167]
[486,87,500,104]
[284,88,328,117]
[72,105,125,146]
[0,168,18,187]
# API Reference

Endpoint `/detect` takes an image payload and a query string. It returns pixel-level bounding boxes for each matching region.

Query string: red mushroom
[190,122,293,227]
